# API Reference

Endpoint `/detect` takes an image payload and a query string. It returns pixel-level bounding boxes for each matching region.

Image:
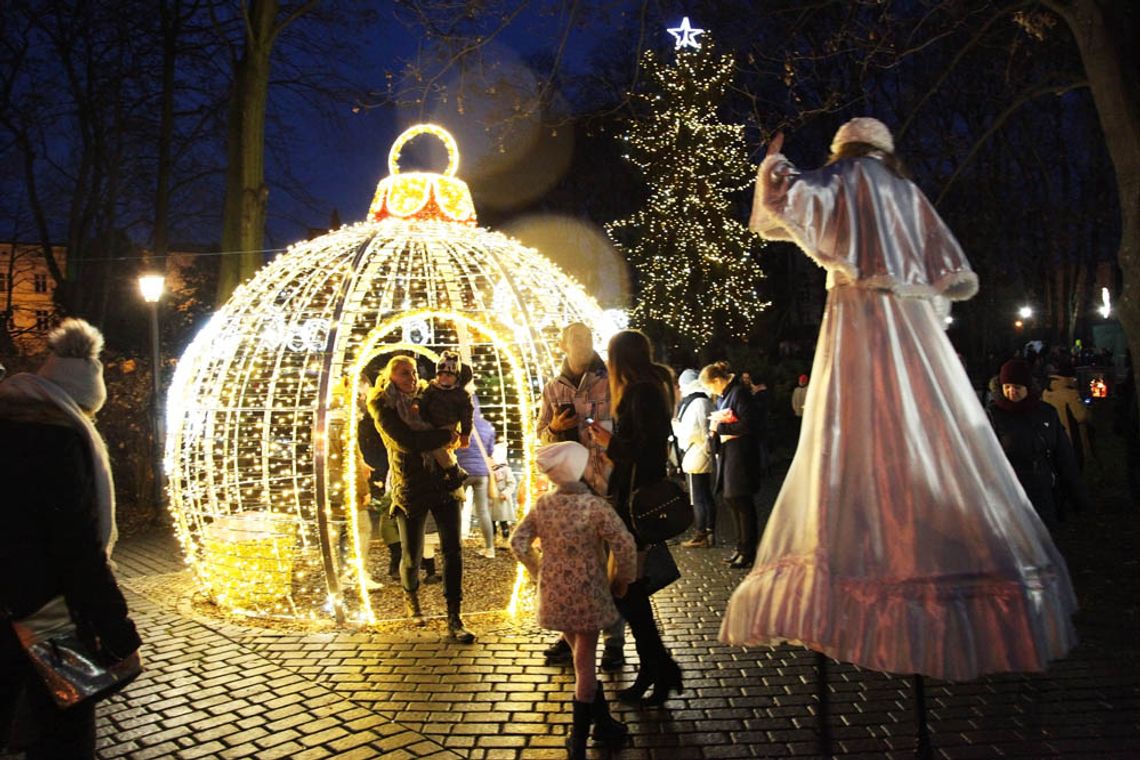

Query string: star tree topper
[668,16,704,50]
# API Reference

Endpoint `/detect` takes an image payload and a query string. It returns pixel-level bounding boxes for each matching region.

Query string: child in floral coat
[511,442,637,759]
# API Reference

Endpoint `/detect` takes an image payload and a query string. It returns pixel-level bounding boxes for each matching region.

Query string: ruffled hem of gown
[719,551,1078,682]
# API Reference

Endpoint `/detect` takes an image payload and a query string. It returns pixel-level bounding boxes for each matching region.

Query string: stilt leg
[815,651,831,757]
[913,674,931,760]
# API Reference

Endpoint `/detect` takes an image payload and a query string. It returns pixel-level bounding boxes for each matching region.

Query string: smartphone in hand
[557,402,576,418]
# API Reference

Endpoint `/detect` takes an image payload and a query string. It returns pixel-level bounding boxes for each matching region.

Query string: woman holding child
[369,354,476,643]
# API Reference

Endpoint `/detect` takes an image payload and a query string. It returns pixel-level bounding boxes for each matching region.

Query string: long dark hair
[607,330,674,414]
[827,141,910,179]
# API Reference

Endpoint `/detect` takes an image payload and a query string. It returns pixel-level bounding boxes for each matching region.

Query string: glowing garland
[165,125,623,624]
[606,38,768,348]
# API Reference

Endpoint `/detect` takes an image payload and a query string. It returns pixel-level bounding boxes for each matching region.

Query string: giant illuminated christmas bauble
[165,124,621,624]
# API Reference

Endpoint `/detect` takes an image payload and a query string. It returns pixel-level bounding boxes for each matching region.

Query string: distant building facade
[0,242,67,351]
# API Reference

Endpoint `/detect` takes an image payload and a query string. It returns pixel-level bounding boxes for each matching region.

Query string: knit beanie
[678,368,701,395]
[37,318,107,413]
[831,117,894,155]
[436,350,461,376]
[999,359,1033,388]
[536,441,589,487]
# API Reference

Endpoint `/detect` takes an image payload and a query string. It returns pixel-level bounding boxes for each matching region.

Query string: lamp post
[139,273,165,513]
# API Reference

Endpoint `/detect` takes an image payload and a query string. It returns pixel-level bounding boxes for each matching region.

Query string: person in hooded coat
[989,358,1089,530]
[0,319,141,759]
[673,368,716,548]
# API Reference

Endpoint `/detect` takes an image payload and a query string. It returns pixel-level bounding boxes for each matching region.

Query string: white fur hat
[37,318,107,413]
[536,441,589,486]
[830,117,894,155]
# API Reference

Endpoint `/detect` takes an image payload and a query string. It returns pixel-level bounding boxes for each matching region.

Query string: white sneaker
[477,547,495,559]
[363,576,383,590]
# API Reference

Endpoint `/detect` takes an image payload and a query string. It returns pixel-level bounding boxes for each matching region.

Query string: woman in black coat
[588,330,682,706]
[700,362,761,568]
[368,355,475,643]
[988,359,1088,530]
[0,320,141,759]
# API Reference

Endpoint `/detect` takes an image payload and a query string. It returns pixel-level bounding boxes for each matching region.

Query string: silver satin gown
[720,153,1078,680]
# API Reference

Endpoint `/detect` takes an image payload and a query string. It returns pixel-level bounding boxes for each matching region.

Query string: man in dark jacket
[988,358,1089,530]
[535,322,625,669]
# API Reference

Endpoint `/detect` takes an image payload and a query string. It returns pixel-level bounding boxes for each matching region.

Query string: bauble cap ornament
[368,124,477,225]
[830,117,895,155]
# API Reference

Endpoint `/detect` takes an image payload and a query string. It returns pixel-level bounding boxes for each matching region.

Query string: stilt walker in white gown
[720,118,1077,682]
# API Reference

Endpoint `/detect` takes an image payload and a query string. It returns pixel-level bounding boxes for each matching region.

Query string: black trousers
[725,494,759,561]
[614,579,669,671]
[395,498,463,606]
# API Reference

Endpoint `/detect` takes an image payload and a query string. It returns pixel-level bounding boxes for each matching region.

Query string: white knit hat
[536,441,589,486]
[830,117,894,155]
[37,318,107,413]
[678,368,702,396]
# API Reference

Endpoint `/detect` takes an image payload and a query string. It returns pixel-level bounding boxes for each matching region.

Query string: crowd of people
[1,115,1133,760]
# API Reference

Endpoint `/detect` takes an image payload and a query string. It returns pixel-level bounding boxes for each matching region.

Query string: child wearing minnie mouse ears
[419,350,475,488]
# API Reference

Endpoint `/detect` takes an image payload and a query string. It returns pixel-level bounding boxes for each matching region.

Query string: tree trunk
[153,0,179,263]
[216,0,278,304]
[1052,0,1140,426]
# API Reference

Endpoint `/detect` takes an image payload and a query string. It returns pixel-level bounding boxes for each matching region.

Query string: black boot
[617,661,655,703]
[642,654,684,706]
[387,542,402,580]
[403,590,425,627]
[589,684,628,745]
[567,698,592,760]
[615,581,659,703]
[446,601,476,644]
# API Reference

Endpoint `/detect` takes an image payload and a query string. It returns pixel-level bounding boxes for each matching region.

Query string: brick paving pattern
[7,490,1140,758]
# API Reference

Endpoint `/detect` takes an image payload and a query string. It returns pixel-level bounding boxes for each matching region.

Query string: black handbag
[629,464,693,545]
[10,597,142,709]
[641,543,681,595]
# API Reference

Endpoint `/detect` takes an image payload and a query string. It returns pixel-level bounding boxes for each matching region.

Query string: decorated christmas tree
[607,26,766,351]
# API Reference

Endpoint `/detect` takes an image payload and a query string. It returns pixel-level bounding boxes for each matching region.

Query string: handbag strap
[626,462,637,512]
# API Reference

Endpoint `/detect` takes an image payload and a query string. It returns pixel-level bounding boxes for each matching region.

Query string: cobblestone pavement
[13,493,1140,759]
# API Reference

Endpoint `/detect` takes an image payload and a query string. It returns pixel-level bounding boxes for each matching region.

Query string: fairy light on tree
[606,27,767,351]
[164,124,620,625]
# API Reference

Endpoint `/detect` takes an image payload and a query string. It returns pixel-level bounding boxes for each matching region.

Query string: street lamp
[1018,305,1033,319]
[139,273,165,513]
